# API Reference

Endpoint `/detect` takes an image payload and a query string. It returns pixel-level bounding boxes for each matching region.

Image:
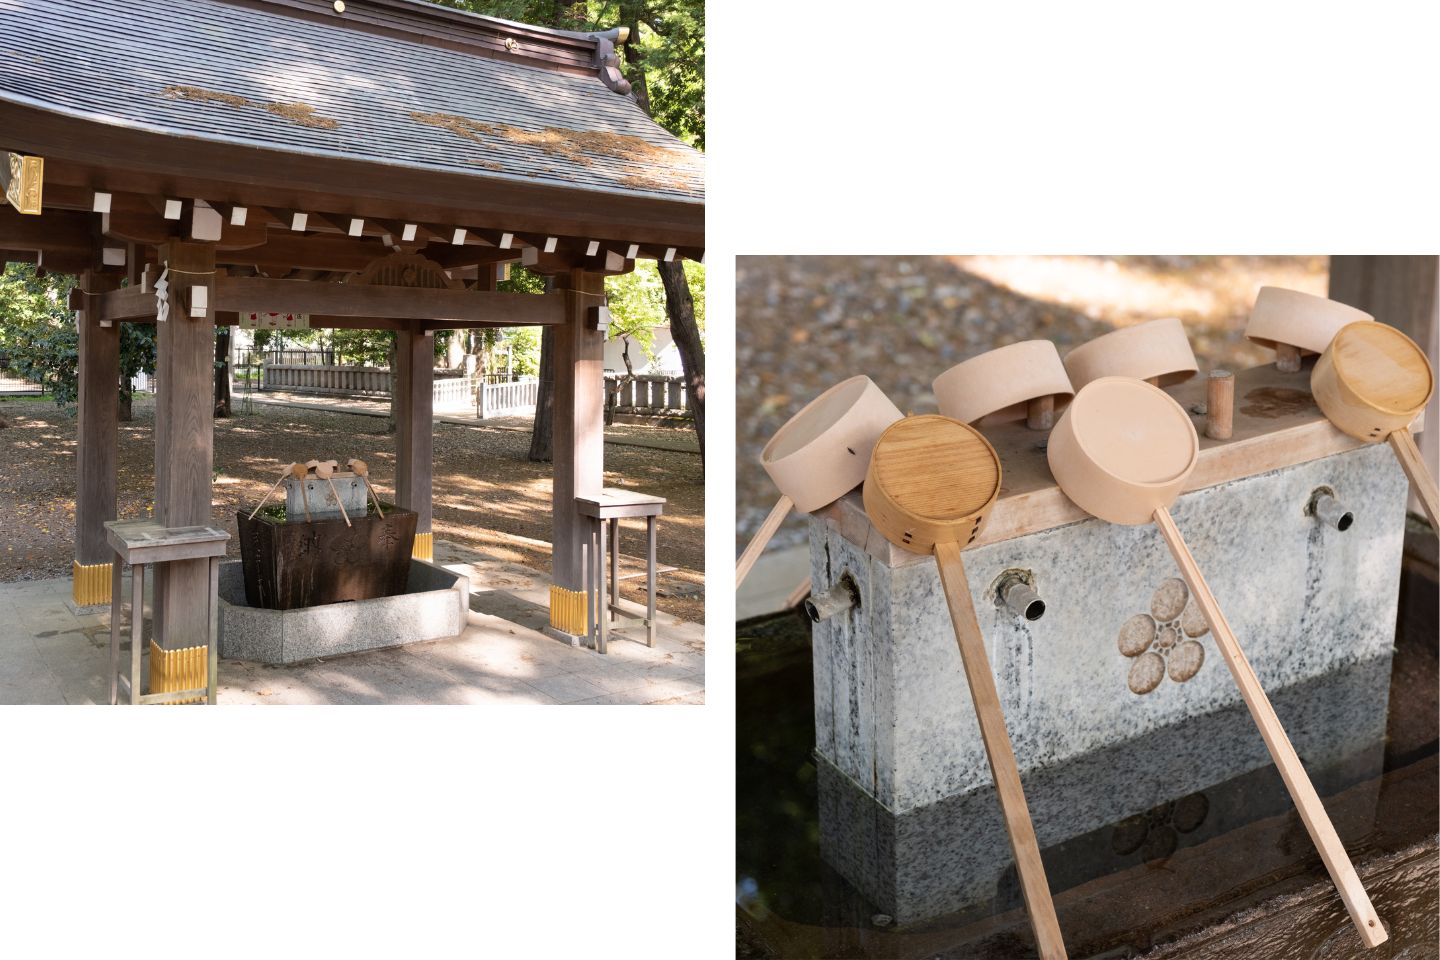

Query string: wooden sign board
[239,311,310,330]
[2,152,43,215]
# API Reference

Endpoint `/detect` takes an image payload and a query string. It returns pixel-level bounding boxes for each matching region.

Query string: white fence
[607,374,690,415]
[477,378,541,418]
[263,363,392,396]
[257,363,690,421]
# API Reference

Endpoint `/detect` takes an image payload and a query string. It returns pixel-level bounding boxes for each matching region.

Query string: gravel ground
[736,255,1328,552]
[0,397,705,623]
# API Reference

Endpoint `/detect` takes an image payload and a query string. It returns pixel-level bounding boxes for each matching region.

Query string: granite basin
[218,558,468,664]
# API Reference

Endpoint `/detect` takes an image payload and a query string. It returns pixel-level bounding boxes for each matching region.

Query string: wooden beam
[152,240,218,650]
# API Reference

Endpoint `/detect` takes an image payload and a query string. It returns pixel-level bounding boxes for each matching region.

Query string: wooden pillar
[548,269,606,637]
[395,325,434,560]
[153,241,217,649]
[72,271,122,605]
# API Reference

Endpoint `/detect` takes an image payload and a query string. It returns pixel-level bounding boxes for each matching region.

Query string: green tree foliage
[0,264,79,404]
[0,265,158,417]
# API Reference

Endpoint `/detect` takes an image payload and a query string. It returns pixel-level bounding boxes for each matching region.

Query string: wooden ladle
[1048,377,1387,949]
[1313,320,1437,528]
[347,458,385,518]
[1063,317,1198,390]
[736,375,902,589]
[1246,286,1373,373]
[248,462,297,520]
[864,415,1067,960]
[314,460,351,527]
[934,339,1074,430]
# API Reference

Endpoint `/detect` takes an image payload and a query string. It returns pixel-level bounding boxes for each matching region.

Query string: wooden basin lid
[1246,286,1373,355]
[933,340,1074,424]
[1063,318,1198,390]
[868,416,1001,523]
[1067,378,1198,486]
[761,375,904,513]
[1329,321,1434,417]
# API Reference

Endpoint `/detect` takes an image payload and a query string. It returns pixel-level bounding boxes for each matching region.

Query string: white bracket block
[585,240,599,257]
[92,191,112,214]
[451,227,467,245]
[402,223,418,242]
[348,218,364,237]
[229,205,248,226]
[189,284,208,319]
[190,200,223,241]
[290,212,308,232]
[102,246,126,267]
[664,247,676,262]
[625,243,639,260]
[544,236,558,253]
[163,199,182,220]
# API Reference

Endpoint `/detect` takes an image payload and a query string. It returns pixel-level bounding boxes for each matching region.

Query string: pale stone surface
[218,559,469,664]
[808,441,1406,813]
[0,540,704,705]
[818,654,1391,926]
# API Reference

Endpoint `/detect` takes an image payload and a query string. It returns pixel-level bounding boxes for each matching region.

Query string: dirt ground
[736,254,1329,552]
[0,398,705,623]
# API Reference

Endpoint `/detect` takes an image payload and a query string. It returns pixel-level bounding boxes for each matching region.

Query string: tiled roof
[0,0,703,203]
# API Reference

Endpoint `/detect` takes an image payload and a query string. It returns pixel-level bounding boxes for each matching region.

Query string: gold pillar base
[412,531,434,562]
[149,641,206,705]
[549,585,587,635]
[72,559,112,606]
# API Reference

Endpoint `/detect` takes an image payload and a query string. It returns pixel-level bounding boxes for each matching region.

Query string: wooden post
[548,269,606,638]
[1274,342,1302,373]
[152,241,217,649]
[1205,369,1234,440]
[395,325,434,560]
[73,271,122,605]
[1025,395,1054,431]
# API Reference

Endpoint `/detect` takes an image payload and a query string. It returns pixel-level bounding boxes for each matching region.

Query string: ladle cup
[1312,321,1437,529]
[1048,377,1387,949]
[864,414,1067,960]
[736,376,902,589]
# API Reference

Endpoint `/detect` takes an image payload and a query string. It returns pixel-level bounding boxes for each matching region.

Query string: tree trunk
[214,325,231,417]
[529,324,556,462]
[622,12,705,459]
[118,381,133,422]
[658,260,704,460]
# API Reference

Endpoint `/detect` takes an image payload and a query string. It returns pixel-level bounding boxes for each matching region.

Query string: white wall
[604,325,683,375]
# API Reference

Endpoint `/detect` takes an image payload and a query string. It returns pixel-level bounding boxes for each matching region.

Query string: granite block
[818,654,1391,926]
[218,559,468,664]
[809,441,1407,814]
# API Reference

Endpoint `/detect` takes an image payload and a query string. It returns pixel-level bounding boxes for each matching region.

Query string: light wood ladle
[1063,317,1198,390]
[934,339,1074,431]
[314,459,351,527]
[1313,320,1437,530]
[1048,377,1387,949]
[347,458,385,518]
[736,376,902,590]
[864,415,1067,960]
[1246,286,1373,373]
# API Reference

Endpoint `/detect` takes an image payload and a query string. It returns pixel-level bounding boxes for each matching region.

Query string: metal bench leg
[129,562,144,705]
[108,560,122,705]
[646,516,657,647]
[608,518,618,623]
[597,517,608,654]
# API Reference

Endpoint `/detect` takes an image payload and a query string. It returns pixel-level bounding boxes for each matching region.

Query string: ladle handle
[1388,430,1439,530]
[1152,507,1387,949]
[735,495,793,591]
[933,541,1067,960]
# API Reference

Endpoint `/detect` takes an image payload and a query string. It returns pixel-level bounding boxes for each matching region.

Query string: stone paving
[0,539,704,705]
